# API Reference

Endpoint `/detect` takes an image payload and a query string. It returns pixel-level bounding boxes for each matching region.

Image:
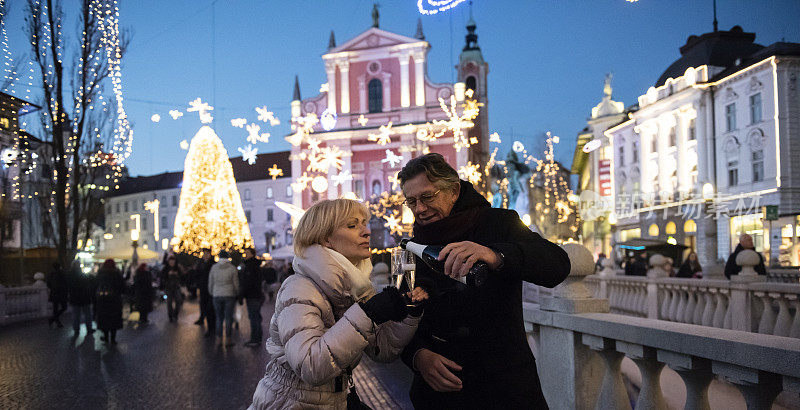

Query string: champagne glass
[390,248,404,290]
[401,250,416,290]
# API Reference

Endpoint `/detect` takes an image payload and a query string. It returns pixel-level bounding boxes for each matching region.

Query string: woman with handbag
[248,199,429,409]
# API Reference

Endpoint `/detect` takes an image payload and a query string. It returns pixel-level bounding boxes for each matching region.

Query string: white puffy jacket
[249,245,421,409]
[208,258,239,297]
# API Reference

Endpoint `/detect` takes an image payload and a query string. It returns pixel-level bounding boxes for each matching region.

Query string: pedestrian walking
[208,250,239,346]
[195,249,216,336]
[161,256,184,322]
[249,199,428,409]
[677,251,703,278]
[262,261,277,302]
[47,262,69,328]
[239,248,264,347]
[95,259,125,344]
[133,264,154,324]
[67,260,95,337]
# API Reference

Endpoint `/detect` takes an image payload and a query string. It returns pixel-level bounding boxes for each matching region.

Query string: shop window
[648,224,659,237]
[665,221,677,235]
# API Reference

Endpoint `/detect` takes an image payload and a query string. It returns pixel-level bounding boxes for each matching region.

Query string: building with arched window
[287,7,491,227]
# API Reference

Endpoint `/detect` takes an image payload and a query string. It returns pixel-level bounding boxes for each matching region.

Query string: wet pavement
[0,296,414,409]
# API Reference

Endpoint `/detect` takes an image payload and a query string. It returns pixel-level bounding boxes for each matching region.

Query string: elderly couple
[249,153,571,409]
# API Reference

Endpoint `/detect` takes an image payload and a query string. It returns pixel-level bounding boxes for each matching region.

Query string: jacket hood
[292,245,375,305]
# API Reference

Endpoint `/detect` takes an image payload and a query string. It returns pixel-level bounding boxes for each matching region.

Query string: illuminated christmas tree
[173,126,254,255]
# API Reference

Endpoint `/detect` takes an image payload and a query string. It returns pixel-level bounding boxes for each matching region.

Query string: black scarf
[412,180,491,245]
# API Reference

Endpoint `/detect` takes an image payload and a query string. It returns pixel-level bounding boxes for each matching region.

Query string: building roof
[709,41,800,81]
[115,150,291,197]
[656,26,764,87]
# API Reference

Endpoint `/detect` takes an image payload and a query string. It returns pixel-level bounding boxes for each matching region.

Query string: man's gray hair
[397,153,460,192]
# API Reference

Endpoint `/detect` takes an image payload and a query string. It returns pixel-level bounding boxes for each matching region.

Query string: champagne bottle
[400,239,489,287]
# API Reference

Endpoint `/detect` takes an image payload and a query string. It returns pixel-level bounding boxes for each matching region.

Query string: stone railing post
[646,254,667,319]
[33,272,49,318]
[730,250,766,332]
[538,243,610,410]
[597,259,615,299]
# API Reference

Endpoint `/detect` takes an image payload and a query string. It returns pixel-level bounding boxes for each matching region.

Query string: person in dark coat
[47,263,69,328]
[67,260,95,337]
[725,233,767,279]
[133,264,155,324]
[677,252,703,278]
[397,153,571,409]
[195,248,216,336]
[625,253,648,276]
[262,262,277,302]
[161,256,184,322]
[239,248,265,347]
[95,259,125,344]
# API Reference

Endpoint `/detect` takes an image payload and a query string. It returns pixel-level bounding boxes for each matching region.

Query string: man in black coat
[195,248,216,336]
[47,263,69,328]
[725,233,767,279]
[398,153,571,409]
[239,248,265,347]
[67,261,95,337]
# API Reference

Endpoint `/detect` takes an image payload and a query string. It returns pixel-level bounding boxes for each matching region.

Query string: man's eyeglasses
[403,190,441,208]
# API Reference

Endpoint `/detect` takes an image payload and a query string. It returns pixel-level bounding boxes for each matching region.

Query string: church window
[368,79,383,113]
[371,180,382,196]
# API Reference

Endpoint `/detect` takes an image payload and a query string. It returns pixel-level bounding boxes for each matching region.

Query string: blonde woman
[249,199,428,409]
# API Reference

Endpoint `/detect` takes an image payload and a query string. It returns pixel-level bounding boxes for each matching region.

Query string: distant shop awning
[94,247,161,261]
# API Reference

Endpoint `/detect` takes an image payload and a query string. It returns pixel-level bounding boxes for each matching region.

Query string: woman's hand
[407,287,429,303]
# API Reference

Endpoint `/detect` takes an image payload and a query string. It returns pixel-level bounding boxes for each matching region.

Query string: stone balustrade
[0,274,50,326]
[525,243,800,410]
[584,271,800,339]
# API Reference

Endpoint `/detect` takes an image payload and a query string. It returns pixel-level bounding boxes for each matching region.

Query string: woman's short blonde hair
[293,199,369,257]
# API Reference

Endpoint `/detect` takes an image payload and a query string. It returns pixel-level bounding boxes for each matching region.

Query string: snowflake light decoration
[489,132,502,143]
[291,172,314,192]
[179,140,189,150]
[331,170,353,186]
[319,83,329,93]
[231,118,247,128]
[245,123,270,144]
[458,161,482,186]
[238,145,258,165]
[357,114,368,127]
[169,110,184,120]
[267,164,284,180]
[429,94,482,151]
[151,114,161,123]
[381,149,402,167]
[255,106,280,126]
[368,122,393,145]
[387,171,401,191]
[187,98,214,124]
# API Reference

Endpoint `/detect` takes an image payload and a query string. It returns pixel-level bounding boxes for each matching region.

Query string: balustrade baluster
[617,342,667,410]
[790,298,800,338]
[669,288,681,322]
[637,286,648,317]
[659,352,713,410]
[624,284,634,314]
[582,335,631,410]
[713,292,728,329]
[701,292,715,326]
[693,289,706,325]
[713,363,781,410]
[684,289,697,324]
[773,295,792,337]
[757,293,776,335]
[660,287,671,320]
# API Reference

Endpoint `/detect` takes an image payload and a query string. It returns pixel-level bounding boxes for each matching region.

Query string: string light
[417,0,467,15]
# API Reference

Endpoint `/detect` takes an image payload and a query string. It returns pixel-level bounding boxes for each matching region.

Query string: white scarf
[293,244,375,303]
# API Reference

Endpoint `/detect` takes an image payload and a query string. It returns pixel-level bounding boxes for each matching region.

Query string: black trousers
[199,291,215,331]
[51,300,67,322]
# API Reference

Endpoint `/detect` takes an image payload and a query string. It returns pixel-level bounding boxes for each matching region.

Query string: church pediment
[328,28,425,54]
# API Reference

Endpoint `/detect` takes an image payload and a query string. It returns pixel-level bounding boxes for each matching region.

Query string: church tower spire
[414,18,425,40]
[328,30,336,50]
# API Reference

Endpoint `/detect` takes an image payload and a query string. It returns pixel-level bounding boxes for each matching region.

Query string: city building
[98,151,293,260]
[288,8,490,212]
[603,26,800,267]
[571,75,627,257]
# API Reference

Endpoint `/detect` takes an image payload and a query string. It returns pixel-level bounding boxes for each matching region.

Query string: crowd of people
[46,248,288,348]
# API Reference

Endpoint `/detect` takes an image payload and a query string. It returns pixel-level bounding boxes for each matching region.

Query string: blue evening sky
[4,0,799,177]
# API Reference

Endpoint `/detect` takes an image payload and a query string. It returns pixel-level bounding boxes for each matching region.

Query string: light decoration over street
[238,145,258,165]
[368,122,394,145]
[180,140,189,150]
[421,90,482,151]
[417,0,467,15]
[291,172,314,192]
[489,132,502,143]
[231,118,247,128]
[150,114,161,123]
[331,170,353,186]
[173,126,254,255]
[143,199,161,242]
[245,123,270,144]
[381,149,403,167]
[458,161,482,186]
[169,110,184,120]
[357,114,369,126]
[368,191,412,236]
[255,106,280,126]
[319,83,329,93]
[187,98,214,124]
[533,132,577,226]
[267,164,284,180]
[320,108,337,131]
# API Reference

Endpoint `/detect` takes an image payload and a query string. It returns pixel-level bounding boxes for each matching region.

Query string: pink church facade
[288,15,489,209]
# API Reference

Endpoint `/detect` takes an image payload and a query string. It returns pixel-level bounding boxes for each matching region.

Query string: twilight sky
[4,0,800,177]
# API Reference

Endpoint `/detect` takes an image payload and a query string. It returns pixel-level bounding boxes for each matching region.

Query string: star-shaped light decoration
[319,83,329,93]
[489,132,502,143]
[231,118,247,128]
[387,171,401,191]
[384,211,404,236]
[187,98,214,124]
[306,137,321,152]
[238,145,258,165]
[169,110,184,120]
[368,122,393,145]
[431,94,482,151]
[255,106,280,126]
[291,172,314,192]
[458,161,482,186]
[246,123,269,144]
[267,164,284,180]
[381,149,402,167]
[331,170,353,186]
[179,140,189,150]
[151,114,161,123]
[357,114,368,127]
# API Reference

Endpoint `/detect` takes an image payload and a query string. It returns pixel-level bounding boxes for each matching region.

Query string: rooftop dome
[656,26,764,87]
